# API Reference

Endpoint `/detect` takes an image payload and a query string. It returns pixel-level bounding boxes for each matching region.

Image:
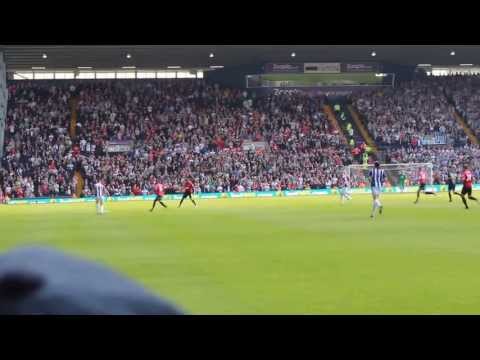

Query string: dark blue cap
[0,246,183,315]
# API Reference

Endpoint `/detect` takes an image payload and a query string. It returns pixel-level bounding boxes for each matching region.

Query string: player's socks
[461,196,468,209]
[371,202,378,218]
[160,201,167,208]
[375,200,383,215]
[448,192,452,202]
[191,199,197,206]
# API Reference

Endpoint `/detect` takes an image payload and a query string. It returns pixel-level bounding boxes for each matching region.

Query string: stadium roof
[1,45,479,71]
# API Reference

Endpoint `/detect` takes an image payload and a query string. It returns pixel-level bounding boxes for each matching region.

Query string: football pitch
[1,193,479,314]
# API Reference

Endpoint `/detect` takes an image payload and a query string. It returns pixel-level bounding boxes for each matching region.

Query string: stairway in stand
[346,103,379,153]
[69,97,79,139]
[68,96,85,198]
[443,89,479,146]
[323,104,349,147]
[453,111,479,146]
[74,171,85,198]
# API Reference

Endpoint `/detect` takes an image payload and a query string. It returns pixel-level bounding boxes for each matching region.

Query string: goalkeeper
[398,173,406,192]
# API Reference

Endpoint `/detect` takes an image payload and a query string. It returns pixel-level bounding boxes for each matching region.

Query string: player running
[447,172,456,203]
[178,178,197,208]
[369,161,385,219]
[95,179,109,215]
[454,165,478,210]
[414,168,436,204]
[150,179,168,212]
[338,171,352,204]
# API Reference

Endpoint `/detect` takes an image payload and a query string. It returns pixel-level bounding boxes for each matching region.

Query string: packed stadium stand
[1,79,355,199]
[1,53,480,200]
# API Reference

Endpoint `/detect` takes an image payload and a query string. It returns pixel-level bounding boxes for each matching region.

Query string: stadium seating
[2,76,480,199]
[1,80,352,198]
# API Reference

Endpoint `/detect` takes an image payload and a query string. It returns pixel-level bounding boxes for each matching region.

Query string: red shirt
[132,185,141,196]
[154,183,165,196]
[419,171,427,185]
[463,170,473,188]
[184,181,194,193]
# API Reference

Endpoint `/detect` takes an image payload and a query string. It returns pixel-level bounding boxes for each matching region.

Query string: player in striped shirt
[369,161,385,218]
[454,165,478,209]
[95,179,109,215]
[414,168,436,204]
[150,179,168,212]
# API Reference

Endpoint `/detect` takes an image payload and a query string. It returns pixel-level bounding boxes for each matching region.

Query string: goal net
[346,163,434,193]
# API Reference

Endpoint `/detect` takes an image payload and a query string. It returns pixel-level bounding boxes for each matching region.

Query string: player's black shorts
[461,186,472,196]
[448,183,455,191]
[419,184,426,191]
[154,195,163,201]
[182,190,192,198]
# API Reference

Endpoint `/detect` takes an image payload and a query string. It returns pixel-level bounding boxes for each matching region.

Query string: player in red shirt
[178,178,197,208]
[414,168,436,204]
[454,165,478,209]
[150,179,168,212]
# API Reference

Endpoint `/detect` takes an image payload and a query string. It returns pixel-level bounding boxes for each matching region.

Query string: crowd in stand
[2,76,480,201]
[352,77,480,184]
[352,80,467,148]
[1,80,350,199]
[0,81,78,201]
[442,75,480,139]
[385,144,480,183]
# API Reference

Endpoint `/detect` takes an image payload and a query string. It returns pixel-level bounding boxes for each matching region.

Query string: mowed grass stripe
[0,193,479,314]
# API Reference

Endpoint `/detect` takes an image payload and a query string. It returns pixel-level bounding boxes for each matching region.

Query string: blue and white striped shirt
[369,168,386,188]
[95,182,106,198]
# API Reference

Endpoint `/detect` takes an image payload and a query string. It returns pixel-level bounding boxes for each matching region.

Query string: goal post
[346,163,434,193]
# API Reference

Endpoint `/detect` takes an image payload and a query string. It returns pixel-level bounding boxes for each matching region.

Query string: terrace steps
[452,110,480,146]
[69,97,79,139]
[323,104,349,146]
[346,104,378,153]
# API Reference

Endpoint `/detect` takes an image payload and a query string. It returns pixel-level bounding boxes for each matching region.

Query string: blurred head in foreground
[0,246,183,315]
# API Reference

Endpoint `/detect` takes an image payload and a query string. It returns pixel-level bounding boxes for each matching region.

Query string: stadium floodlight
[42,53,47,59]
[291,52,296,57]
[167,66,181,69]
[210,65,224,69]
[450,51,456,56]
[126,53,132,59]
[32,66,46,70]
[371,51,376,57]
[209,53,215,58]
[122,66,136,69]
[460,64,473,66]
[78,66,93,69]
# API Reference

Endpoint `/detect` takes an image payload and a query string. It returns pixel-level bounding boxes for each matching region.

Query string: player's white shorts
[371,187,382,197]
[96,196,105,203]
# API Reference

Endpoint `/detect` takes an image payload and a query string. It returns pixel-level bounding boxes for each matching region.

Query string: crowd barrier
[4,184,479,205]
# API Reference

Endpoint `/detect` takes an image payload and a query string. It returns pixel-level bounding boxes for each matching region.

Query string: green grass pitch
[1,193,479,314]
